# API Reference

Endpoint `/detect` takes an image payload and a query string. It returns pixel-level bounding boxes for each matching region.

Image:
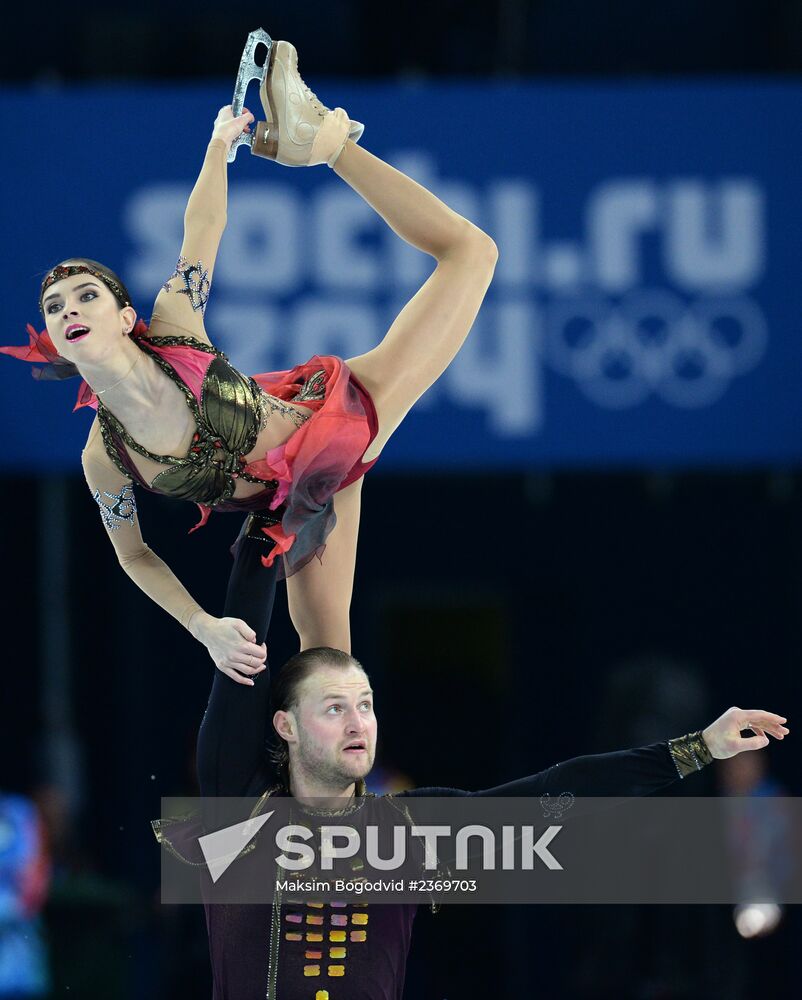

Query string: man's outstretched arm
[404,707,788,799]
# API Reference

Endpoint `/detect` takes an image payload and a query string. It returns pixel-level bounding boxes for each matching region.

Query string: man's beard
[294,738,374,792]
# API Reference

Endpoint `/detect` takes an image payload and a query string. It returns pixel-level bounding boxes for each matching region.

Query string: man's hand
[211,105,255,148]
[703,707,789,759]
[190,611,267,685]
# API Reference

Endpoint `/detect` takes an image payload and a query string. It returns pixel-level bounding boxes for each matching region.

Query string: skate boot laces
[299,72,326,117]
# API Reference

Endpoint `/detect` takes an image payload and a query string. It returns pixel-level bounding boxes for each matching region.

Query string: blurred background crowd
[2,2,801,998]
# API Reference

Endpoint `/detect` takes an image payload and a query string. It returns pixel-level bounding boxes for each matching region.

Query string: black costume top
[154,530,711,1000]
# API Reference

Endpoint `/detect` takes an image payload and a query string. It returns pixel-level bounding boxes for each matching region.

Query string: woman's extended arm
[81,420,266,683]
[149,106,255,343]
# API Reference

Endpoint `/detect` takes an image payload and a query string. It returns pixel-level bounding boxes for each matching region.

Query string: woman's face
[42,270,133,364]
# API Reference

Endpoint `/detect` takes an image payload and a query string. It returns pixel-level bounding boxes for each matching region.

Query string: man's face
[289,665,377,791]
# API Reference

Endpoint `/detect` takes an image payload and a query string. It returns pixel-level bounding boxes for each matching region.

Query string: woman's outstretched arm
[82,420,266,683]
[149,106,255,343]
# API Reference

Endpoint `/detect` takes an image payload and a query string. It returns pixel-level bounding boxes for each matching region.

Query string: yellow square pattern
[352,913,369,925]
[329,947,347,959]
[329,930,346,942]
[306,933,323,943]
[303,965,320,977]
[328,965,345,977]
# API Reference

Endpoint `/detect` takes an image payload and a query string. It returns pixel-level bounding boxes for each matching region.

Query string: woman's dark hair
[269,647,367,790]
[39,258,133,314]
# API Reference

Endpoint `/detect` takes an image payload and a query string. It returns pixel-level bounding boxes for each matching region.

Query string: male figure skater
[155,530,788,1000]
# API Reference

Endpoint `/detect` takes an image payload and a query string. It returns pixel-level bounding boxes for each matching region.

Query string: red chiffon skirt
[239,355,379,579]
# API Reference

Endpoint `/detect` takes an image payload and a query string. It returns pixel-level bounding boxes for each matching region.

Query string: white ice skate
[228,29,364,167]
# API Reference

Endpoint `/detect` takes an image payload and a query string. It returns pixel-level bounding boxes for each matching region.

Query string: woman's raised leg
[285,477,363,654]
[334,140,498,462]
[285,144,495,650]
[268,52,495,649]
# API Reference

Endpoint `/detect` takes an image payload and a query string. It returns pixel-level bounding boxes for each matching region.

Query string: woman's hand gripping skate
[211,105,255,149]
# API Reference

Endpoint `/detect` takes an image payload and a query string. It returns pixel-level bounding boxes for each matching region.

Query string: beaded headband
[39,263,132,312]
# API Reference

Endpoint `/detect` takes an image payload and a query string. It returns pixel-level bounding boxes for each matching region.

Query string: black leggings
[196,522,279,802]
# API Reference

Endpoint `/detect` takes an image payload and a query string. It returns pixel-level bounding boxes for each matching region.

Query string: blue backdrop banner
[3,81,800,470]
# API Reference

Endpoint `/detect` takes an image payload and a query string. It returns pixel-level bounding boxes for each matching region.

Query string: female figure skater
[3,41,497,682]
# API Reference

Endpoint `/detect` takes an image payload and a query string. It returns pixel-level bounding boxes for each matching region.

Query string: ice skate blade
[228,28,274,163]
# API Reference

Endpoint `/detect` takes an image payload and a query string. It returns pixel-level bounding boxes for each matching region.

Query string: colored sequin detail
[329,931,346,942]
[93,484,137,532]
[315,992,330,1000]
[308,901,324,908]
[303,965,321,977]
[292,368,327,402]
[285,933,302,942]
[329,947,346,959]
[162,255,211,314]
[330,901,347,908]
[306,915,324,925]
[328,965,345,977]
[330,915,348,927]
[305,950,323,960]
[352,913,369,925]
[306,933,323,943]
[285,913,303,924]
[350,931,367,943]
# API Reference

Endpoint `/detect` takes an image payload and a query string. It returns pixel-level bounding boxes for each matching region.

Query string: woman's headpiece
[0,262,142,410]
[40,263,132,312]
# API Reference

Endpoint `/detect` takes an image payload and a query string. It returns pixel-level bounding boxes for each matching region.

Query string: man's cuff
[667,731,713,778]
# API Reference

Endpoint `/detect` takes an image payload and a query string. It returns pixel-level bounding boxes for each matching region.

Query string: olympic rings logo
[545,289,768,409]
